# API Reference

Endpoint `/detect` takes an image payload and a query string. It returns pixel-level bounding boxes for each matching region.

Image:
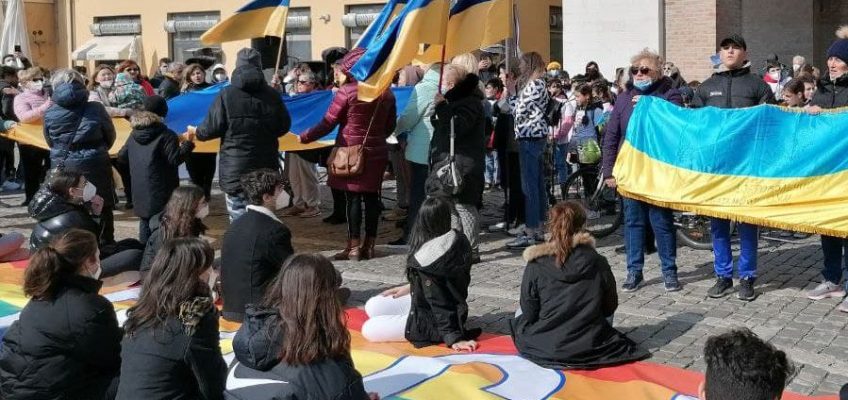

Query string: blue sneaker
[621,272,643,292]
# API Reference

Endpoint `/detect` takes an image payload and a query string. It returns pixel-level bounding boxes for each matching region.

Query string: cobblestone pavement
[2,180,847,396]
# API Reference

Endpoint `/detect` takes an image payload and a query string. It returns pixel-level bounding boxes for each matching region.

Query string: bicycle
[559,165,623,238]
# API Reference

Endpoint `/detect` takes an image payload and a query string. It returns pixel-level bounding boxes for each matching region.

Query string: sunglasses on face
[630,66,652,75]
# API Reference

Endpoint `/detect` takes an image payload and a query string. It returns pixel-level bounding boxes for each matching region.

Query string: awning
[72,35,141,61]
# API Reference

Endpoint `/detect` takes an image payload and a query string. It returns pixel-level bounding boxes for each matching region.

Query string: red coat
[301,83,396,193]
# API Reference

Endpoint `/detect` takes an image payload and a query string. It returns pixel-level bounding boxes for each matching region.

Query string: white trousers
[289,153,321,208]
[361,294,412,343]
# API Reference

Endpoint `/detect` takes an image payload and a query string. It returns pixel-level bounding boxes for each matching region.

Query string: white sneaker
[1,180,21,191]
[806,281,847,300]
[839,297,848,313]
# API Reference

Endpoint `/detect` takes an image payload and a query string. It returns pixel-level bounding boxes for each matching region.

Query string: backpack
[544,98,563,126]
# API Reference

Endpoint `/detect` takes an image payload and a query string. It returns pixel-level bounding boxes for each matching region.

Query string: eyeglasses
[297,80,313,84]
[126,68,140,72]
[630,66,652,75]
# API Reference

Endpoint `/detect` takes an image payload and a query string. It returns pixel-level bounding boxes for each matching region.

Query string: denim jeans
[518,139,547,231]
[622,198,677,276]
[553,143,570,184]
[821,235,848,289]
[710,219,758,279]
[484,150,499,185]
[225,193,248,222]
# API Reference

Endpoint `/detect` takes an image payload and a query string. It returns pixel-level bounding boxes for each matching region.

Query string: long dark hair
[160,185,207,241]
[274,254,350,365]
[409,197,454,254]
[24,229,98,300]
[124,237,214,335]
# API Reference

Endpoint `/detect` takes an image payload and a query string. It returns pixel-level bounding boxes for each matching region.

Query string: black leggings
[100,238,144,278]
[346,191,380,238]
[186,153,217,200]
[20,145,49,202]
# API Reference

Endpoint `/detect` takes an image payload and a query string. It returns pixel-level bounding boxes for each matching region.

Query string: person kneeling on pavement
[221,169,294,322]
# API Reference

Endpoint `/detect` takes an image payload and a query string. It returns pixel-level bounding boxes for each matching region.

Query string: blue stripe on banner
[164,85,414,143]
[450,0,491,16]
[237,0,290,13]
[356,0,407,48]
[625,96,848,178]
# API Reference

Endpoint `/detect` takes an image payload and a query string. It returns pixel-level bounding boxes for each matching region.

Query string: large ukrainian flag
[354,0,408,49]
[201,0,290,45]
[614,96,848,238]
[351,0,449,102]
[417,0,513,64]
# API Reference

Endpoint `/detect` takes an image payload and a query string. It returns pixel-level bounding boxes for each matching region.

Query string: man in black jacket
[191,48,292,221]
[221,169,294,322]
[691,34,774,302]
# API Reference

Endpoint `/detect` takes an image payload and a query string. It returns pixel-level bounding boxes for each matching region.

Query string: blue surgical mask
[633,79,653,91]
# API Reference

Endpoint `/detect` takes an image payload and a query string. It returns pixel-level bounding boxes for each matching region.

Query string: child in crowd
[108,72,145,110]
[0,229,122,400]
[699,329,794,400]
[117,95,195,243]
[781,78,807,107]
[119,238,227,400]
[140,185,208,277]
[483,78,503,190]
[228,254,378,400]
[221,169,294,322]
[362,197,481,351]
[512,201,648,369]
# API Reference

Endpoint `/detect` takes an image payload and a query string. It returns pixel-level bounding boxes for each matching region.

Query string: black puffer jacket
[427,74,486,206]
[44,80,117,206]
[117,296,227,400]
[690,64,775,109]
[225,305,371,400]
[810,73,848,109]
[0,275,122,400]
[117,111,194,219]
[196,49,291,195]
[28,189,100,251]
[511,233,649,370]
[405,229,481,348]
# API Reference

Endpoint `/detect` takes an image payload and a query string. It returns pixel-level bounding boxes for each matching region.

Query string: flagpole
[437,44,447,94]
[274,34,286,77]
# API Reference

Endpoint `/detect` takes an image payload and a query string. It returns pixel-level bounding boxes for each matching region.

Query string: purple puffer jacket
[601,76,682,178]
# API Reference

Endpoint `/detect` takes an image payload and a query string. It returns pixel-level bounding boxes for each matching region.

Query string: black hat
[143,95,169,118]
[720,34,747,50]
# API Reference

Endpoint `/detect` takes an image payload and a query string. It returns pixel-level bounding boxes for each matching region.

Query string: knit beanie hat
[143,95,168,118]
[827,26,848,64]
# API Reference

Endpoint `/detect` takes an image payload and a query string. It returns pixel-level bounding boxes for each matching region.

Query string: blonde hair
[630,48,664,71]
[451,53,479,76]
[442,64,468,85]
[17,67,42,84]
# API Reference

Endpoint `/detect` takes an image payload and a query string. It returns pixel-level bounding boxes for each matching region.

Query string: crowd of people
[0,24,847,400]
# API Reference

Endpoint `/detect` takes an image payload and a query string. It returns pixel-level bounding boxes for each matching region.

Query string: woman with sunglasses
[13,67,51,205]
[117,59,155,96]
[601,48,683,294]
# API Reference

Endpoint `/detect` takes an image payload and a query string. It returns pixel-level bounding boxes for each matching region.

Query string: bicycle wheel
[561,167,622,238]
[675,214,714,250]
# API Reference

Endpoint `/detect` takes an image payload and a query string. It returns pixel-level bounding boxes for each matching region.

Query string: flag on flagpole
[354,0,409,49]
[350,0,450,102]
[201,0,290,45]
[417,0,512,64]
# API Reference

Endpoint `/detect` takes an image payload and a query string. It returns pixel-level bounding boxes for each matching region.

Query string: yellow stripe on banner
[417,0,512,64]
[200,6,288,45]
[614,141,848,238]
[1,123,332,155]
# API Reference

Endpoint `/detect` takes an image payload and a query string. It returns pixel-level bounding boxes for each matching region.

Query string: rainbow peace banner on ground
[0,260,835,399]
[0,85,413,155]
[614,96,848,238]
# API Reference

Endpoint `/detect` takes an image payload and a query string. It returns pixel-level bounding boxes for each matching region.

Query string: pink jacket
[13,89,50,123]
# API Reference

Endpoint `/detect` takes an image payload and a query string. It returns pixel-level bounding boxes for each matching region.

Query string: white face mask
[89,262,102,280]
[793,64,801,72]
[195,204,210,219]
[274,188,289,210]
[29,81,44,91]
[768,71,780,80]
[82,181,97,202]
[214,73,227,82]
[100,80,113,89]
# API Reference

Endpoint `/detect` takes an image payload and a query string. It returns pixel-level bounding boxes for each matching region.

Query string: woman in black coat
[118,238,226,400]
[44,69,118,244]
[139,185,208,277]
[427,66,486,257]
[28,169,143,278]
[512,202,649,370]
[0,229,122,400]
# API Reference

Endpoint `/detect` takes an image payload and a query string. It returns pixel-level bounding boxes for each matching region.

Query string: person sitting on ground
[28,169,144,279]
[512,201,649,370]
[362,197,481,351]
[221,169,294,322]
[117,96,195,243]
[0,231,27,261]
[140,185,208,277]
[0,229,122,400]
[699,328,794,400]
[118,238,227,400]
[227,254,378,400]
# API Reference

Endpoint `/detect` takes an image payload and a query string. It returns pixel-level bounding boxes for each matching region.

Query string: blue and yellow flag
[354,0,409,49]
[417,0,513,64]
[201,0,290,45]
[351,0,449,102]
[614,96,848,238]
